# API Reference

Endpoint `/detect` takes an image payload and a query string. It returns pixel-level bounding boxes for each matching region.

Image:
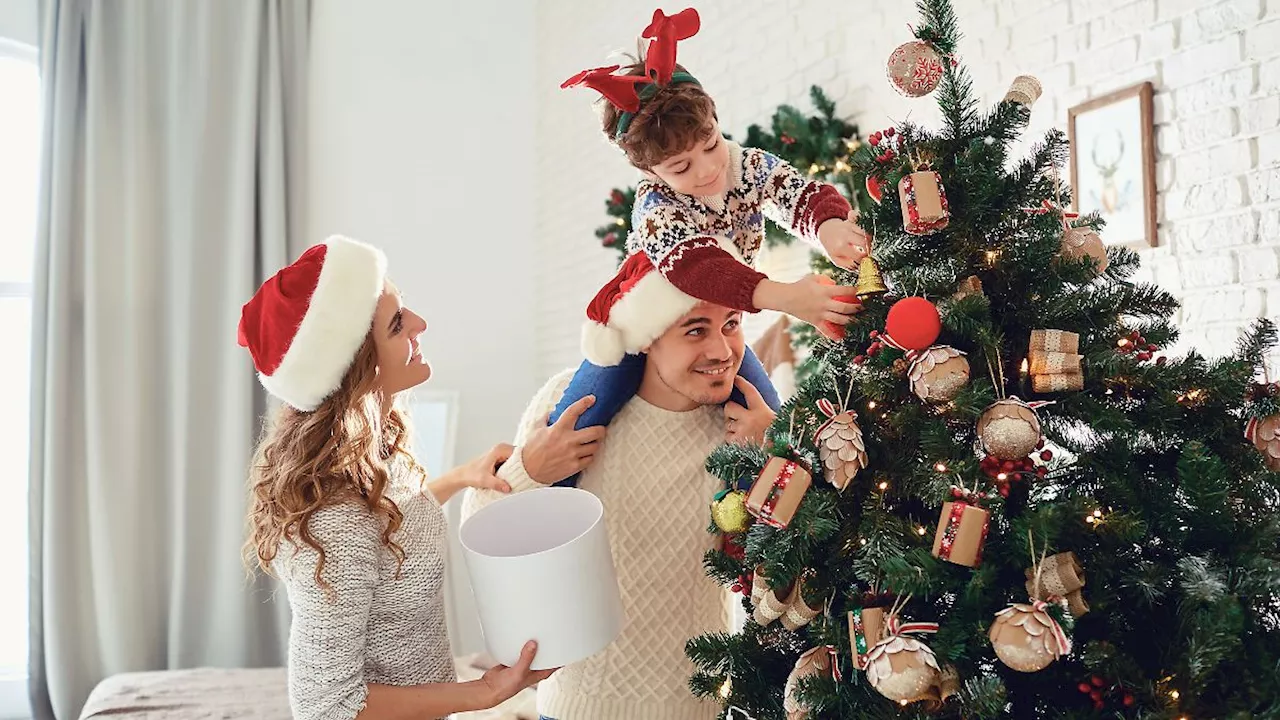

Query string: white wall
[308,0,538,654]
[536,0,1280,370]
[0,0,37,47]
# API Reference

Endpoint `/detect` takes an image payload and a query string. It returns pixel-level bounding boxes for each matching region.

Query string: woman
[239,236,552,720]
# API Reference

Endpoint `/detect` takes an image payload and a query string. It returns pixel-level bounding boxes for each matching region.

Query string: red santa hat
[582,251,703,366]
[237,236,387,411]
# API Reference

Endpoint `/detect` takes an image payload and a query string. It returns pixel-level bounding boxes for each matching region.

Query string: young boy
[550,8,869,462]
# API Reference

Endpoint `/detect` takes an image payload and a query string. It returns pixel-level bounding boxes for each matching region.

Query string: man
[462,253,781,720]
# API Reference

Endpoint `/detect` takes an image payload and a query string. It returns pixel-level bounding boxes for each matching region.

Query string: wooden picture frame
[1067,81,1157,248]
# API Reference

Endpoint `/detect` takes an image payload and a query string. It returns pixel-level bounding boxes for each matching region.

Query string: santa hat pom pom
[582,321,627,367]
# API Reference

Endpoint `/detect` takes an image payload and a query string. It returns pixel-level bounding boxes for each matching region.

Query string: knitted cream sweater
[276,459,456,720]
[462,369,732,720]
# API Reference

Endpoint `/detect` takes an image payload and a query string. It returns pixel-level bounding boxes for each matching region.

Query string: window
[0,37,39,720]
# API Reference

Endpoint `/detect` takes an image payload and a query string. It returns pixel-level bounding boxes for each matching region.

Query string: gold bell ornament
[855,257,888,298]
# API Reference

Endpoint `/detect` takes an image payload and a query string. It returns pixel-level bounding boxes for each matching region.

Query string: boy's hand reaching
[817,211,871,270]
[753,275,861,342]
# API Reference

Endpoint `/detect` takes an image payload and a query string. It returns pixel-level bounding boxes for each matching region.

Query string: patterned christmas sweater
[626,140,851,311]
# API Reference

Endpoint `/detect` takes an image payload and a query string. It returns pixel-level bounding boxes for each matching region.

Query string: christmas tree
[593,86,863,264]
[689,1,1280,718]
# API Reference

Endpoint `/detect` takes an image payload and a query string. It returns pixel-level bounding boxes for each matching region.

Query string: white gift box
[459,487,625,670]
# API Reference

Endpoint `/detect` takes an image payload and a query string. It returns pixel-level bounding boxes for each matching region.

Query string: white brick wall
[536,0,1280,377]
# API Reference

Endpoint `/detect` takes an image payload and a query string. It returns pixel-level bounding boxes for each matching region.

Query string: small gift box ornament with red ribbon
[865,608,943,703]
[931,484,991,567]
[848,604,887,671]
[746,456,812,529]
[898,165,951,235]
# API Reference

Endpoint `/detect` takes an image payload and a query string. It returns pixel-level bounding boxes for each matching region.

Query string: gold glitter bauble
[977,399,1042,460]
[711,490,750,534]
[908,345,970,403]
[989,604,1068,672]
[865,635,942,703]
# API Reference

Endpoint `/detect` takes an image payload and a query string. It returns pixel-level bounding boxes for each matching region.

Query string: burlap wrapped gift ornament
[848,604,887,670]
[898,169,951,235]
[989,600,1073,672]
[1029,330,1084,393]
[977,398,1044,460]
[1030,329,1079,354]
[908,345,970,402]
[1004,75,1042,106]
[931,489,991,568]
[746,457,812,529]
[1025,551,1089,617]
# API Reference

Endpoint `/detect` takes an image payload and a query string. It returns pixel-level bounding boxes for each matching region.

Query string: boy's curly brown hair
[598,62,718,170]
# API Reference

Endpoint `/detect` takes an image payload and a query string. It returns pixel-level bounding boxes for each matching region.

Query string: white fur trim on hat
[582,320,628,367]
[259,236,387,411]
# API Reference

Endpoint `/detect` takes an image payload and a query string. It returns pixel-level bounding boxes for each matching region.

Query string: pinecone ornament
[865,634,941,703]
[989,602,1072,672]
[977,398,1043,460]
[1246,415,1280,471]
[908,346,970,402]
[815,400,868,490]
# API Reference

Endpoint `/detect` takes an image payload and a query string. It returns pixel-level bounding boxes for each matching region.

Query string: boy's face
[644,120,731,197]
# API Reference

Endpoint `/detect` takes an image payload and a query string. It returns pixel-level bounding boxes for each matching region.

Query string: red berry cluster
[1076,675,1136,711]
[980,443,1052,496]
[1117,329,1164,364]
[730,571,753,595]
[609,189,625,206]
[602,232,618,247]
[869,127,899,163]
[780,134,796,145]
[853,331,888,365]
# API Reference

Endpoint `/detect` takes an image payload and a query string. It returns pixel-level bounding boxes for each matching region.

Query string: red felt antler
[560,65,647,112]
[641,8,700,85]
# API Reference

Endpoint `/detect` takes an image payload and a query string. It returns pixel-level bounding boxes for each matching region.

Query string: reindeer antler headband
[560,8,703,140]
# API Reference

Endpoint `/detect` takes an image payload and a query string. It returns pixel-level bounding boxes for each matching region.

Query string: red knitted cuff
[794,183,852,238]
[661,241,766,313]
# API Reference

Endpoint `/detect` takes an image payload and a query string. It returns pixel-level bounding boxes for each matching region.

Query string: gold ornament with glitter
[908,345,971,402]
[865,614,942,703]
[711,489,750,534]
[989,601,1073,672]
[977,397,1045,460]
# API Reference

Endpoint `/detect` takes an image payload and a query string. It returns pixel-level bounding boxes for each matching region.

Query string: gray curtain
[28,1,309,717]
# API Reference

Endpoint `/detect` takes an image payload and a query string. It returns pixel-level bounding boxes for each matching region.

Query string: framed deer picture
[1067,82,1157,248]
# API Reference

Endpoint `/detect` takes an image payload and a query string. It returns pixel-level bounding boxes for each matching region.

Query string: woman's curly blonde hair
[244,335,422,592]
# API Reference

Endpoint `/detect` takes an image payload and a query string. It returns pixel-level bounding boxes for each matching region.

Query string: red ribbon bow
[642,8,700,85]
[1021,199,1078,232]
[885,614,940,638]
